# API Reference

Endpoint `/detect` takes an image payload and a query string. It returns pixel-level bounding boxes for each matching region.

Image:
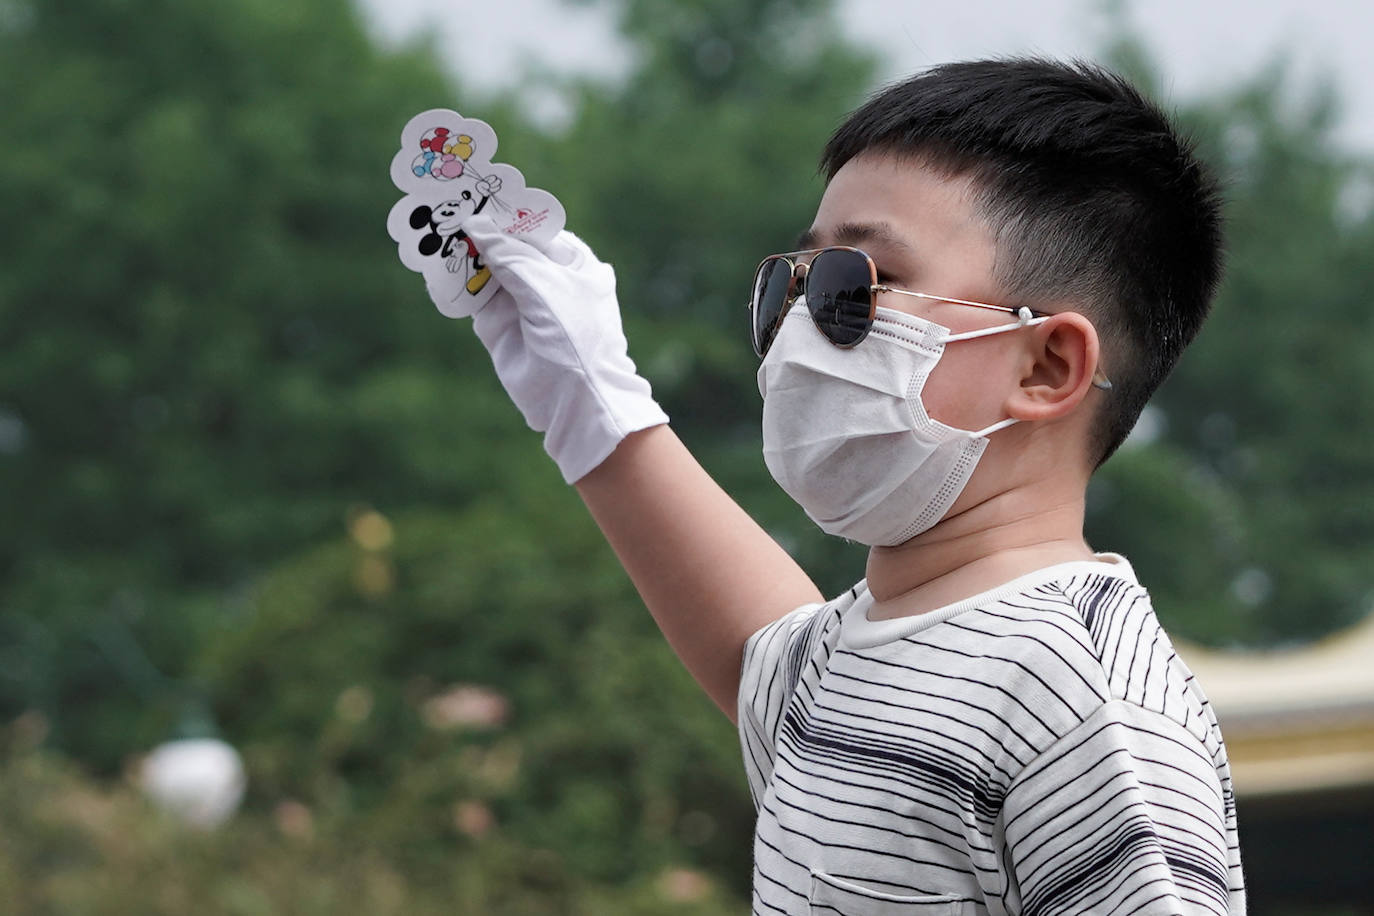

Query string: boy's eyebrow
[795,221,913,255]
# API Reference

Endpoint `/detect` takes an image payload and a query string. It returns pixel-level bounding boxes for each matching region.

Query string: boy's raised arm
[460,216,823,718]
[576,426,823,717]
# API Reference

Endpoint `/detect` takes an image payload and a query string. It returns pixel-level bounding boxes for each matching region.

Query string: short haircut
[820,58,1224,465]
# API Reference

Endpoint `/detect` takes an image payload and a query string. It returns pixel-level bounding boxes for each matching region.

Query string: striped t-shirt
[737,555,1245,915]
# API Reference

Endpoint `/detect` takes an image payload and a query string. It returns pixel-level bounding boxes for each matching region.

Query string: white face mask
[757,300,1043,547]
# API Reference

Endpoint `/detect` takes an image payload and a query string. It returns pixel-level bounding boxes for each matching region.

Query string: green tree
[0,0,548,766]
[195,498,753,893]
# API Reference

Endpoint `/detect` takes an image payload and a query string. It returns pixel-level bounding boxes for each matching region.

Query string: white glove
[460,215,669,483]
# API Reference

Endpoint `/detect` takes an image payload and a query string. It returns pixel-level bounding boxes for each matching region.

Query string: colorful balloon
[413,127,477,179]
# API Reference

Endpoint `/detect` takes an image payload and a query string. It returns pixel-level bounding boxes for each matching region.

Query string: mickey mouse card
[386,109,565,317]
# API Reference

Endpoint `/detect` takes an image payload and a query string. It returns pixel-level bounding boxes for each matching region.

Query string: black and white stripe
[738,556,1245,915]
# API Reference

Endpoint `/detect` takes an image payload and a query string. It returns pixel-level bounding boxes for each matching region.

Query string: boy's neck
[863,488,1095,621]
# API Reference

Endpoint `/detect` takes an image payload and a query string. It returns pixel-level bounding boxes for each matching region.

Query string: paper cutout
[386,109,565,317]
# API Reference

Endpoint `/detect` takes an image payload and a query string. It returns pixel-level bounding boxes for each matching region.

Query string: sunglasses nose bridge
[788,259,809,305]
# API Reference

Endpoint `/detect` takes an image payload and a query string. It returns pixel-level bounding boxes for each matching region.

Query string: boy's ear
[1004,311,1103,422]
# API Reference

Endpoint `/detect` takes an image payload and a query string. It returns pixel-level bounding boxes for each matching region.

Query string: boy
[454,58,1244,914]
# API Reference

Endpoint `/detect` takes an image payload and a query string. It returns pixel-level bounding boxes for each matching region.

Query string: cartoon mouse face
[409,193,483,257]
[427,192,483,233]
[406,173,503,259]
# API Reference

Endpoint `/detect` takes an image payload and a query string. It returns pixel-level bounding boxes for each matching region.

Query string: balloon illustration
[411,126,477,180]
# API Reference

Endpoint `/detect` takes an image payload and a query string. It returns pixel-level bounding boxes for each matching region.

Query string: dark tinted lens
[804,249,873,347]
[751,257,794,356]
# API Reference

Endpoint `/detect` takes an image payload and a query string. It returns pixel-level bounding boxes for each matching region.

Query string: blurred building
[1176,615,1374,913]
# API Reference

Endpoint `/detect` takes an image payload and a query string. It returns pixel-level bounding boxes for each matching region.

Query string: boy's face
[805,152,1027,437]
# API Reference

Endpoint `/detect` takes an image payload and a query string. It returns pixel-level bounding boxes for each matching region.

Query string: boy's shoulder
[740,554,1229,798]
[829,554,1215,746]
[745,555,1211,733]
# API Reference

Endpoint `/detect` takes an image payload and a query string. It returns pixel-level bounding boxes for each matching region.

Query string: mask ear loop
[969,416,1020,438]
[939,308,1114,389]
[948,308,1039,439]
[940,306,1045,343]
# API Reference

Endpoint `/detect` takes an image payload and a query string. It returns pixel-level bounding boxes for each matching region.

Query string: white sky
[359,0,1374,152]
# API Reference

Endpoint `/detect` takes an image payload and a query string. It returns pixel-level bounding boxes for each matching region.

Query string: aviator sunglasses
[749,245,1050,359]
[748,246,1113,389]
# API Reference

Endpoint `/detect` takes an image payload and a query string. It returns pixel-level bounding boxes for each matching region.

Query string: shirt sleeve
[736,601,828,807]
[1000,699,1237,915]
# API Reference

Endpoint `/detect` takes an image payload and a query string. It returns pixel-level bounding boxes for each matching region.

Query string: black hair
[821,58,1224,465]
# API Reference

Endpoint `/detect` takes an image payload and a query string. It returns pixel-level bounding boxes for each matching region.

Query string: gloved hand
[460,215,669,483]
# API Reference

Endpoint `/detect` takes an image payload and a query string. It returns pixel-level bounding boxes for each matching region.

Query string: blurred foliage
[195,498,753,892]
[1,0,1372,910]
[0,745,738,914]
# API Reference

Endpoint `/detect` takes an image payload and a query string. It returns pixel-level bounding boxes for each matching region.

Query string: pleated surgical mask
[757,301,1041,546]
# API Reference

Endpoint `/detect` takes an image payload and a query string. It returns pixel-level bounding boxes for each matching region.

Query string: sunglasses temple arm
[941,313,1048,342]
